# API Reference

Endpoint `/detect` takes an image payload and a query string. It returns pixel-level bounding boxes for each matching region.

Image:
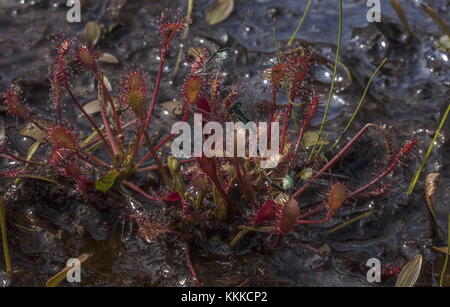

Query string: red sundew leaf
[327,182,347,213]
[62,159,84,180]
[119,69,149,118]
[48,126,77,149]
[196,97,211,119]
[75,43,99,72]
[253,200,277,226]
[270,63,288,90]
[75,176,90,195]
[2,84,31,120]
[48,147,70,166]
[182,75,203,105]
[276,198,300,236]
[159,13,186,56]
[161,192,181,202]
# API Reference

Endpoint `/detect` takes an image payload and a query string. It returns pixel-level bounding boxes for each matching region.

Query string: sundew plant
[0,0,449,288]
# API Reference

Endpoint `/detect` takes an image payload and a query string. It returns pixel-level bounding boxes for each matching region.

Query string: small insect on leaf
[84,21,101,45]
[45,253,92,287]
[95,169,121,193]
[395,254,423,287]
[206,0,235,25]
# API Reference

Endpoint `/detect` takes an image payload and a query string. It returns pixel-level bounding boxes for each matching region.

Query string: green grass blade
[272,18,282,64]
[287,0,312,46]
[0,195,12,274]
[324,210,375,236]
[440,214,450,287]
[308,0,343,161]
[407,103,450,195]
[17,175,61,186]
[329,57,387,151]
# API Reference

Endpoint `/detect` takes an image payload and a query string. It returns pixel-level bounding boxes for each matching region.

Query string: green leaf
[395,254,423,287]
[206,0,234,25]
[440,214,450,287]
[299,168,313,180]
[45,253,91,287]
[19,120,52,141]
[324,210,375,237]
[301,131,329,148]
[0,195,12,274]
[438,35,450,53]
[95,169,120,193]
[84,21,101,45]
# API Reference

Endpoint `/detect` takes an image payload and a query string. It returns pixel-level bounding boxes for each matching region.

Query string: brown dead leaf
[424,173,440,220]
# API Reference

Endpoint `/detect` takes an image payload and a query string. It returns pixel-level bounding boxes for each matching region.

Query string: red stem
[146,58,165,129]
[135,108,190,169]
[131,55,166,161]
[64,83,113,157]
[97,84,121,157]
[297,212,331,224]
[97,72,123,144]
[0,153,44,166]
[297,203,327,220]
[123,180,164,202]
[233,156,256,207]
[185,245,202,287]
[293,123,373,198]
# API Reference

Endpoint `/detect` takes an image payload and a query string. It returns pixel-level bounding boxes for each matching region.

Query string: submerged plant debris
[0,0,449,287]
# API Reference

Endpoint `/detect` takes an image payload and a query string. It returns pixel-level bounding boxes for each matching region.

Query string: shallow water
[0,0,449,286]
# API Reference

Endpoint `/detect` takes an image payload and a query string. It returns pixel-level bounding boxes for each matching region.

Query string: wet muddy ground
[0,0,449,286]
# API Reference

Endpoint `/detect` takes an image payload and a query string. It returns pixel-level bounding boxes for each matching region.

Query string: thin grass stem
[407,103,450,195]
